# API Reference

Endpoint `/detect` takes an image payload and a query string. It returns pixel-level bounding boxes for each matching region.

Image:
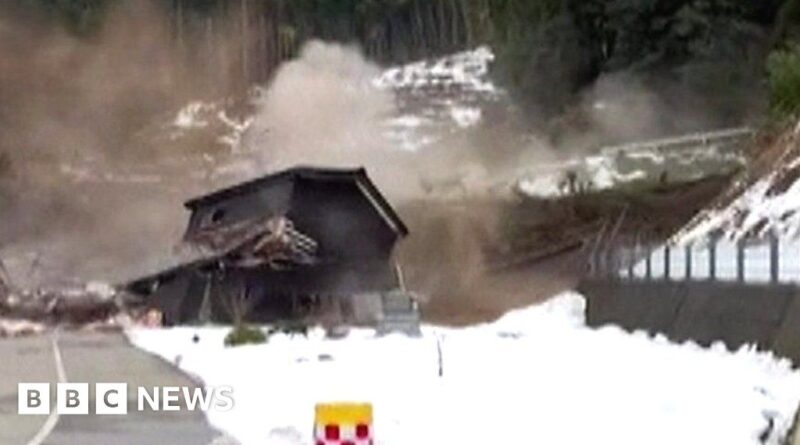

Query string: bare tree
[0,256,11,296]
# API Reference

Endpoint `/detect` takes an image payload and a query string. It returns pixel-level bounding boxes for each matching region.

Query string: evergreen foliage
[224,324,267,347]
[768,44,800,119]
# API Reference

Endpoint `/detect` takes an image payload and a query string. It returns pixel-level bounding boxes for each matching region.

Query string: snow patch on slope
[676,127,800,243]
[166,46,500,160]
[170,99,255,150]
[128,292,800,445]
[374,46,497,94]
[375,46,502,151]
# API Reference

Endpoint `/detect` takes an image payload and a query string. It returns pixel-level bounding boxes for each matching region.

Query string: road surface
[0,330,225,445]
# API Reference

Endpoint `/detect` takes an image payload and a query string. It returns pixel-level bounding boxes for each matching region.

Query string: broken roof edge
[183,165,409,237]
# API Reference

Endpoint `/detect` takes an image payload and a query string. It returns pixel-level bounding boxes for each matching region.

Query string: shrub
[767,44,800,120]
[224,324,267,347]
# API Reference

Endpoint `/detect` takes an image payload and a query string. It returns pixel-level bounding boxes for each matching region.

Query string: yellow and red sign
[314,402,373,445]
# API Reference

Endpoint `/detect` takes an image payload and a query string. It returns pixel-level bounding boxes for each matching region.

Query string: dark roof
[184,166,409,236]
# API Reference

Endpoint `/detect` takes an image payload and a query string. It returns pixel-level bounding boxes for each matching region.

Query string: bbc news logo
[18,383,234,415]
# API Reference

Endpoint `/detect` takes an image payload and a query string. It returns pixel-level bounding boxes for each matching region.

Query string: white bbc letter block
[162,387,180,411]
[96,383,127,415]
[18,383,50,415]
[57,383,89,415]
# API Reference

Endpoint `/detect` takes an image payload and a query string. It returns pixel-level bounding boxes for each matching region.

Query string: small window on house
[207,208,226,225]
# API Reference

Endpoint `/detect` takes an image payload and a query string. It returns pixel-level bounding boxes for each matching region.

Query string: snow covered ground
[128,292,800,445]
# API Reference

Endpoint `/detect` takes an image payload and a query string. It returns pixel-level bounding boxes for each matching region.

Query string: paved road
[0,330,224,445]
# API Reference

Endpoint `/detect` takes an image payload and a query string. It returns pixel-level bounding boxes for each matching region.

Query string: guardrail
[599,127,755,155]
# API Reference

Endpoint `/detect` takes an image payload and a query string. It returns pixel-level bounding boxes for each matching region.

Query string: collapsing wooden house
[126,167,416,328]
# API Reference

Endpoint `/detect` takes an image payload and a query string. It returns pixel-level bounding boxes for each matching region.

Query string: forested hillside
[9,0,796,115]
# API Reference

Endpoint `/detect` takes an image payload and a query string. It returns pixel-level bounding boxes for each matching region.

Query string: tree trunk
[413,1,426,54]
[459,0,472,46]
[0,256,10,292]
[241,0,249,85]
[438,0,447,51]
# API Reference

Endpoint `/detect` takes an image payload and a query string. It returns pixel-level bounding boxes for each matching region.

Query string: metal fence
[592,234,800,285]
[598,127,754,155]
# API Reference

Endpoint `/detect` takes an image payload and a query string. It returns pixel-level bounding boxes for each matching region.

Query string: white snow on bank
[675,125,800,244]
[677,159,800,243]
[128,292,800,445]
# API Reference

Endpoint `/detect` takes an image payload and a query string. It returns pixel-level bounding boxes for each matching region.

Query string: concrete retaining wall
[578,279,800,365]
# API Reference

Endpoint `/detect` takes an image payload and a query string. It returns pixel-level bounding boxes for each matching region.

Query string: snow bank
[678,160,800,243]
[128,292,800,445]
[0,318,46,337]
[676,124,800,243]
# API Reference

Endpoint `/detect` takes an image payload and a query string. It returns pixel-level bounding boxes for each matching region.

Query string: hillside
[676,123,800,242]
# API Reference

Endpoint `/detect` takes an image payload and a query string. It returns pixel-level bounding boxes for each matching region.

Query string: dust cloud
[245,41,413,196]
[242,41,570,317]
[245,41,458,200]
[0,1,240,287]
[245,40,542,201]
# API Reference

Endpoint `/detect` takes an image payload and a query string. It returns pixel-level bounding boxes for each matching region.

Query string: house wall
[148,272,191,325]
[169,264,396,324]
[289,178,399,261]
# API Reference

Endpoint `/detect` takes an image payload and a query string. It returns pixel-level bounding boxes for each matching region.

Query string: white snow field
[128,292,800,445]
